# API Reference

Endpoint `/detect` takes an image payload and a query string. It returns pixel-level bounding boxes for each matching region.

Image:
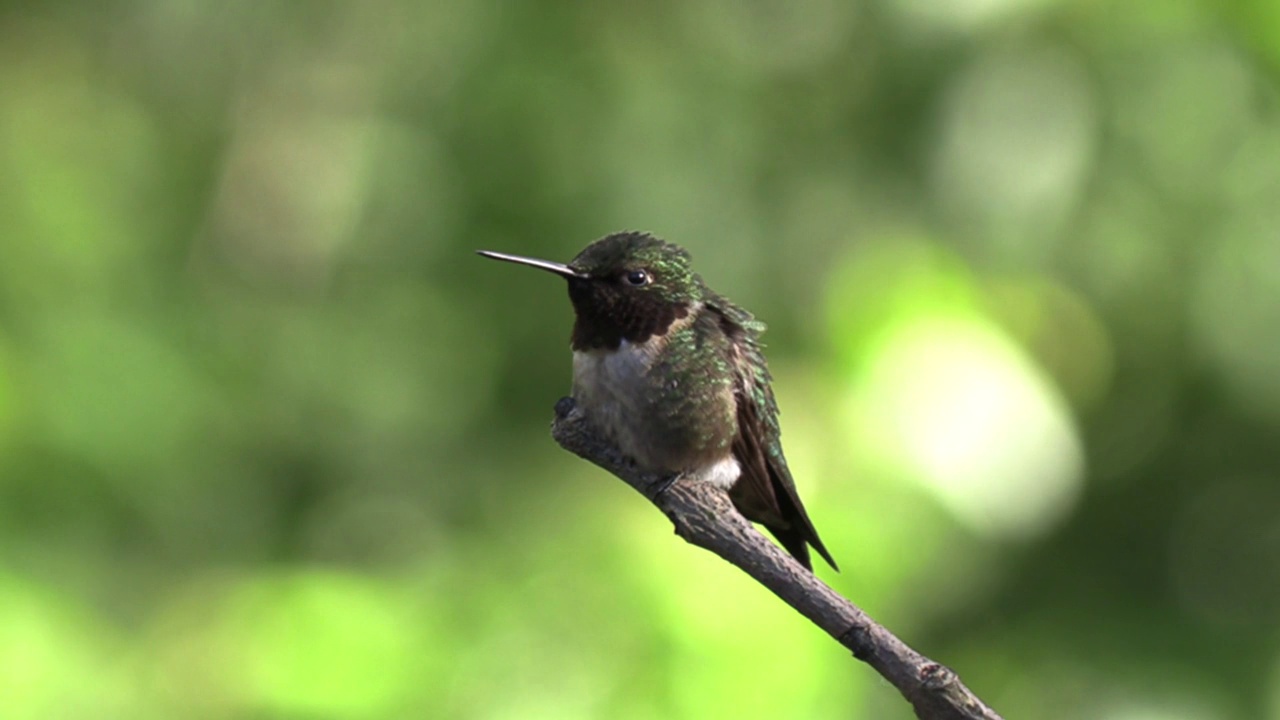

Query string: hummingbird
[478,231,837,571]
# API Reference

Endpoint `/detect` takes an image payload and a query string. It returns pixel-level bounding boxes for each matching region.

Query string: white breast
[572,339,658,461]
[573,339,655,392]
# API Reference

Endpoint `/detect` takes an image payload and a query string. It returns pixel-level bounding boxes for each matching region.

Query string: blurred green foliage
[1,1,1279,718]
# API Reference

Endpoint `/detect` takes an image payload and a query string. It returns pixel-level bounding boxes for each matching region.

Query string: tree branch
[551,397,1004,720]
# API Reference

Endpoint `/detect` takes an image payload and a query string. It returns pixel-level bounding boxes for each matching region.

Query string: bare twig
[551,397,1004,720]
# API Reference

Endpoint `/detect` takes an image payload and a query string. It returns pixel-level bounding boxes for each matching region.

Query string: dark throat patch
[568,279,690,351]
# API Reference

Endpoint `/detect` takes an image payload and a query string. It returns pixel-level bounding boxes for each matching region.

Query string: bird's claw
[645,472,682,501]
[554,396,577,420]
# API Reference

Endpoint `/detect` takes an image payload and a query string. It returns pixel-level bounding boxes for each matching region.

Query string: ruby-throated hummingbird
[478,231,836,571]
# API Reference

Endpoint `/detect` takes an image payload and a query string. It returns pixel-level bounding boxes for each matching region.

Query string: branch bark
[551,397,1004,720]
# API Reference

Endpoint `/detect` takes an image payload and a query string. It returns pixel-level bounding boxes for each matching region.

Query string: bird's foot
[554,396,577,420]
[644,472,682,502]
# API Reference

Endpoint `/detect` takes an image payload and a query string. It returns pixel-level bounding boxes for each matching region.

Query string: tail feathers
[768,526,813,571]
[766,525,838,573]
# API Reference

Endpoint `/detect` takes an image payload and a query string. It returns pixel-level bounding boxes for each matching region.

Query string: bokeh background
[2,1,1279,718]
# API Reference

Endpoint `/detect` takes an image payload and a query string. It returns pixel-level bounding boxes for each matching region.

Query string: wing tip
[770,526,839,573]
[813,540,839,572]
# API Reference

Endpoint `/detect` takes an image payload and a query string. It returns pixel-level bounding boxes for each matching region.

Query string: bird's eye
[625,269,651,286]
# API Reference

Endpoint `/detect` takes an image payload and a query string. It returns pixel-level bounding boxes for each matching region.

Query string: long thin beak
[476,250,585,279]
